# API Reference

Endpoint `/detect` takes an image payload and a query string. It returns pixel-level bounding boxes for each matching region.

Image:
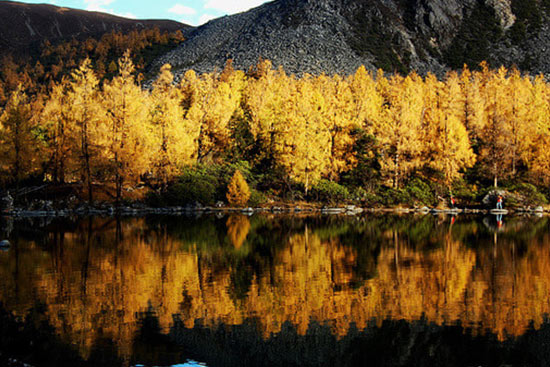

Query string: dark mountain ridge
[0,1,187,55]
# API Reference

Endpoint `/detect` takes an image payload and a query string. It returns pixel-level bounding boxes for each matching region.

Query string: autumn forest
[1,29,550,206]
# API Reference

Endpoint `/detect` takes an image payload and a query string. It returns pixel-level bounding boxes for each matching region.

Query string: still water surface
[1,214,550,366]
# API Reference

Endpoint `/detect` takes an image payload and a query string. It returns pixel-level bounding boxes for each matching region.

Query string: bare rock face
[153,0,550,77]
[486,0,516,29]
[156,0,368,76]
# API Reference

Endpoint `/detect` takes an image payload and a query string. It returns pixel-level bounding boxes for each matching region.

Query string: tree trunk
[14,120,20,189]
[305,171,309,197]
[83,120,93,204]
[394,153,400,189]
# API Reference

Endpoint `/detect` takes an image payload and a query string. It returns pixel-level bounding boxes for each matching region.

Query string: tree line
[1,55,549,203]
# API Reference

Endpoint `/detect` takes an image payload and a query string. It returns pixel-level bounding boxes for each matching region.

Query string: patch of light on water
[133,361,207,367]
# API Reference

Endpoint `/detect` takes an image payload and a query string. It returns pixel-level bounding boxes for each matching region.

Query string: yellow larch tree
[528,75,550,185]
[244,60,291,166]
[0,85,41,185]
[202,63,246,161]
[317,74,357,180]
[477,66,513,187]
[226,170,251,207]
[374,73,425,188]
[68,59,105,203]
[349,66,385,130]
[423,72,475,188]
[279,76,331,195]
[178,69,205,158]
[150,64,195,190]
[40,79,76,183]
[101,52,153,202]
[461,66,487,143]
[182,62,245,163]
[506,68,535,176]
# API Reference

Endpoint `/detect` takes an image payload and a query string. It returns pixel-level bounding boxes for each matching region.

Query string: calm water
[1,214,550,366]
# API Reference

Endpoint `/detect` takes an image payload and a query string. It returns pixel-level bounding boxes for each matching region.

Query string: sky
[9,0,271,26]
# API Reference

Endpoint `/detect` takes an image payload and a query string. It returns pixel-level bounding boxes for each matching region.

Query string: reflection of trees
[2,215,550,364]
[226,215,250,249]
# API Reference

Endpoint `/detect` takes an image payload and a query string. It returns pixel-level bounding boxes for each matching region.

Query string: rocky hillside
[0,1,186,55]
[154,0,550,75]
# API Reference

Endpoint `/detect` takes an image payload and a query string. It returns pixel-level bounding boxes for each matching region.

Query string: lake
[1,213,550,366]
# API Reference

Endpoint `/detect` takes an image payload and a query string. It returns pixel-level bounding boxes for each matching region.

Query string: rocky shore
[0,203,546,218]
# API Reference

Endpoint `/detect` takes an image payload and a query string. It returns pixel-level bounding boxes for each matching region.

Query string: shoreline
[0,205,545,218]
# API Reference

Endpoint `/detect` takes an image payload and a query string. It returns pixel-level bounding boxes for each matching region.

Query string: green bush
[378,187,412,207]
[248,189,267,207]
[452,179,478,207]
[168,174,217,205]
[310,180,350,204]
[351,186,368,202]
[511,183,548,206]
[405,178,437,206]
[146,162,258,207]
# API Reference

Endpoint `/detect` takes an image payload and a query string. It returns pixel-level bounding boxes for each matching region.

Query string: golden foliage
[0,85,41,183]
[2,58,550,193]
[226,215,251,248]
[226,170,251,207]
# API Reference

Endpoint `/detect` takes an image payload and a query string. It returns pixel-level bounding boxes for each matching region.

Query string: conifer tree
[40,80,75,183]
[477,66,512,187]
[374,73,425,188]
[150,64,194,190]
[182,62,244,163]
[102,52,152,203]
[279,76,331,195]
[424,72,475,187]
[506,68,534,176]
[0,85,40,185]
[318,74,357,180]
[68,58,105,203]
[529,75,550,184]
[226,170,250,207]
[244,60,290,167]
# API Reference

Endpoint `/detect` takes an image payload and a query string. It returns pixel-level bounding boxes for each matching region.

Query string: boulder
[0,192,14,212]
[482,190,508,206]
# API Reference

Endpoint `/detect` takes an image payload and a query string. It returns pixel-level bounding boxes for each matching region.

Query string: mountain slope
[0,1,187,54]
[155,0,550,75]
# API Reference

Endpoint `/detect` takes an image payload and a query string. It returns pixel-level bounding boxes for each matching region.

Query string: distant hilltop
[0,0,187,55]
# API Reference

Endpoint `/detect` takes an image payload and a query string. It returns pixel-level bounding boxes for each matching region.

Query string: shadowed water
[1,214,550,366]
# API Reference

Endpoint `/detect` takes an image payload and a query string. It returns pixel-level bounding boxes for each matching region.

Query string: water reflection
[1,214,550,366]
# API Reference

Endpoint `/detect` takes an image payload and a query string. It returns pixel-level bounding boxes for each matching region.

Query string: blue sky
[10,0,270,25]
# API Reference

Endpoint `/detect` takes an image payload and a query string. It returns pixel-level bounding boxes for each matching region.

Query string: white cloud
[203,0,267,14]
[117,11,136,18]
[168,4,196,16]
[179,17,196,26]
[83,0,135,18]
[83,0,114,12]
[199,13,217,25]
